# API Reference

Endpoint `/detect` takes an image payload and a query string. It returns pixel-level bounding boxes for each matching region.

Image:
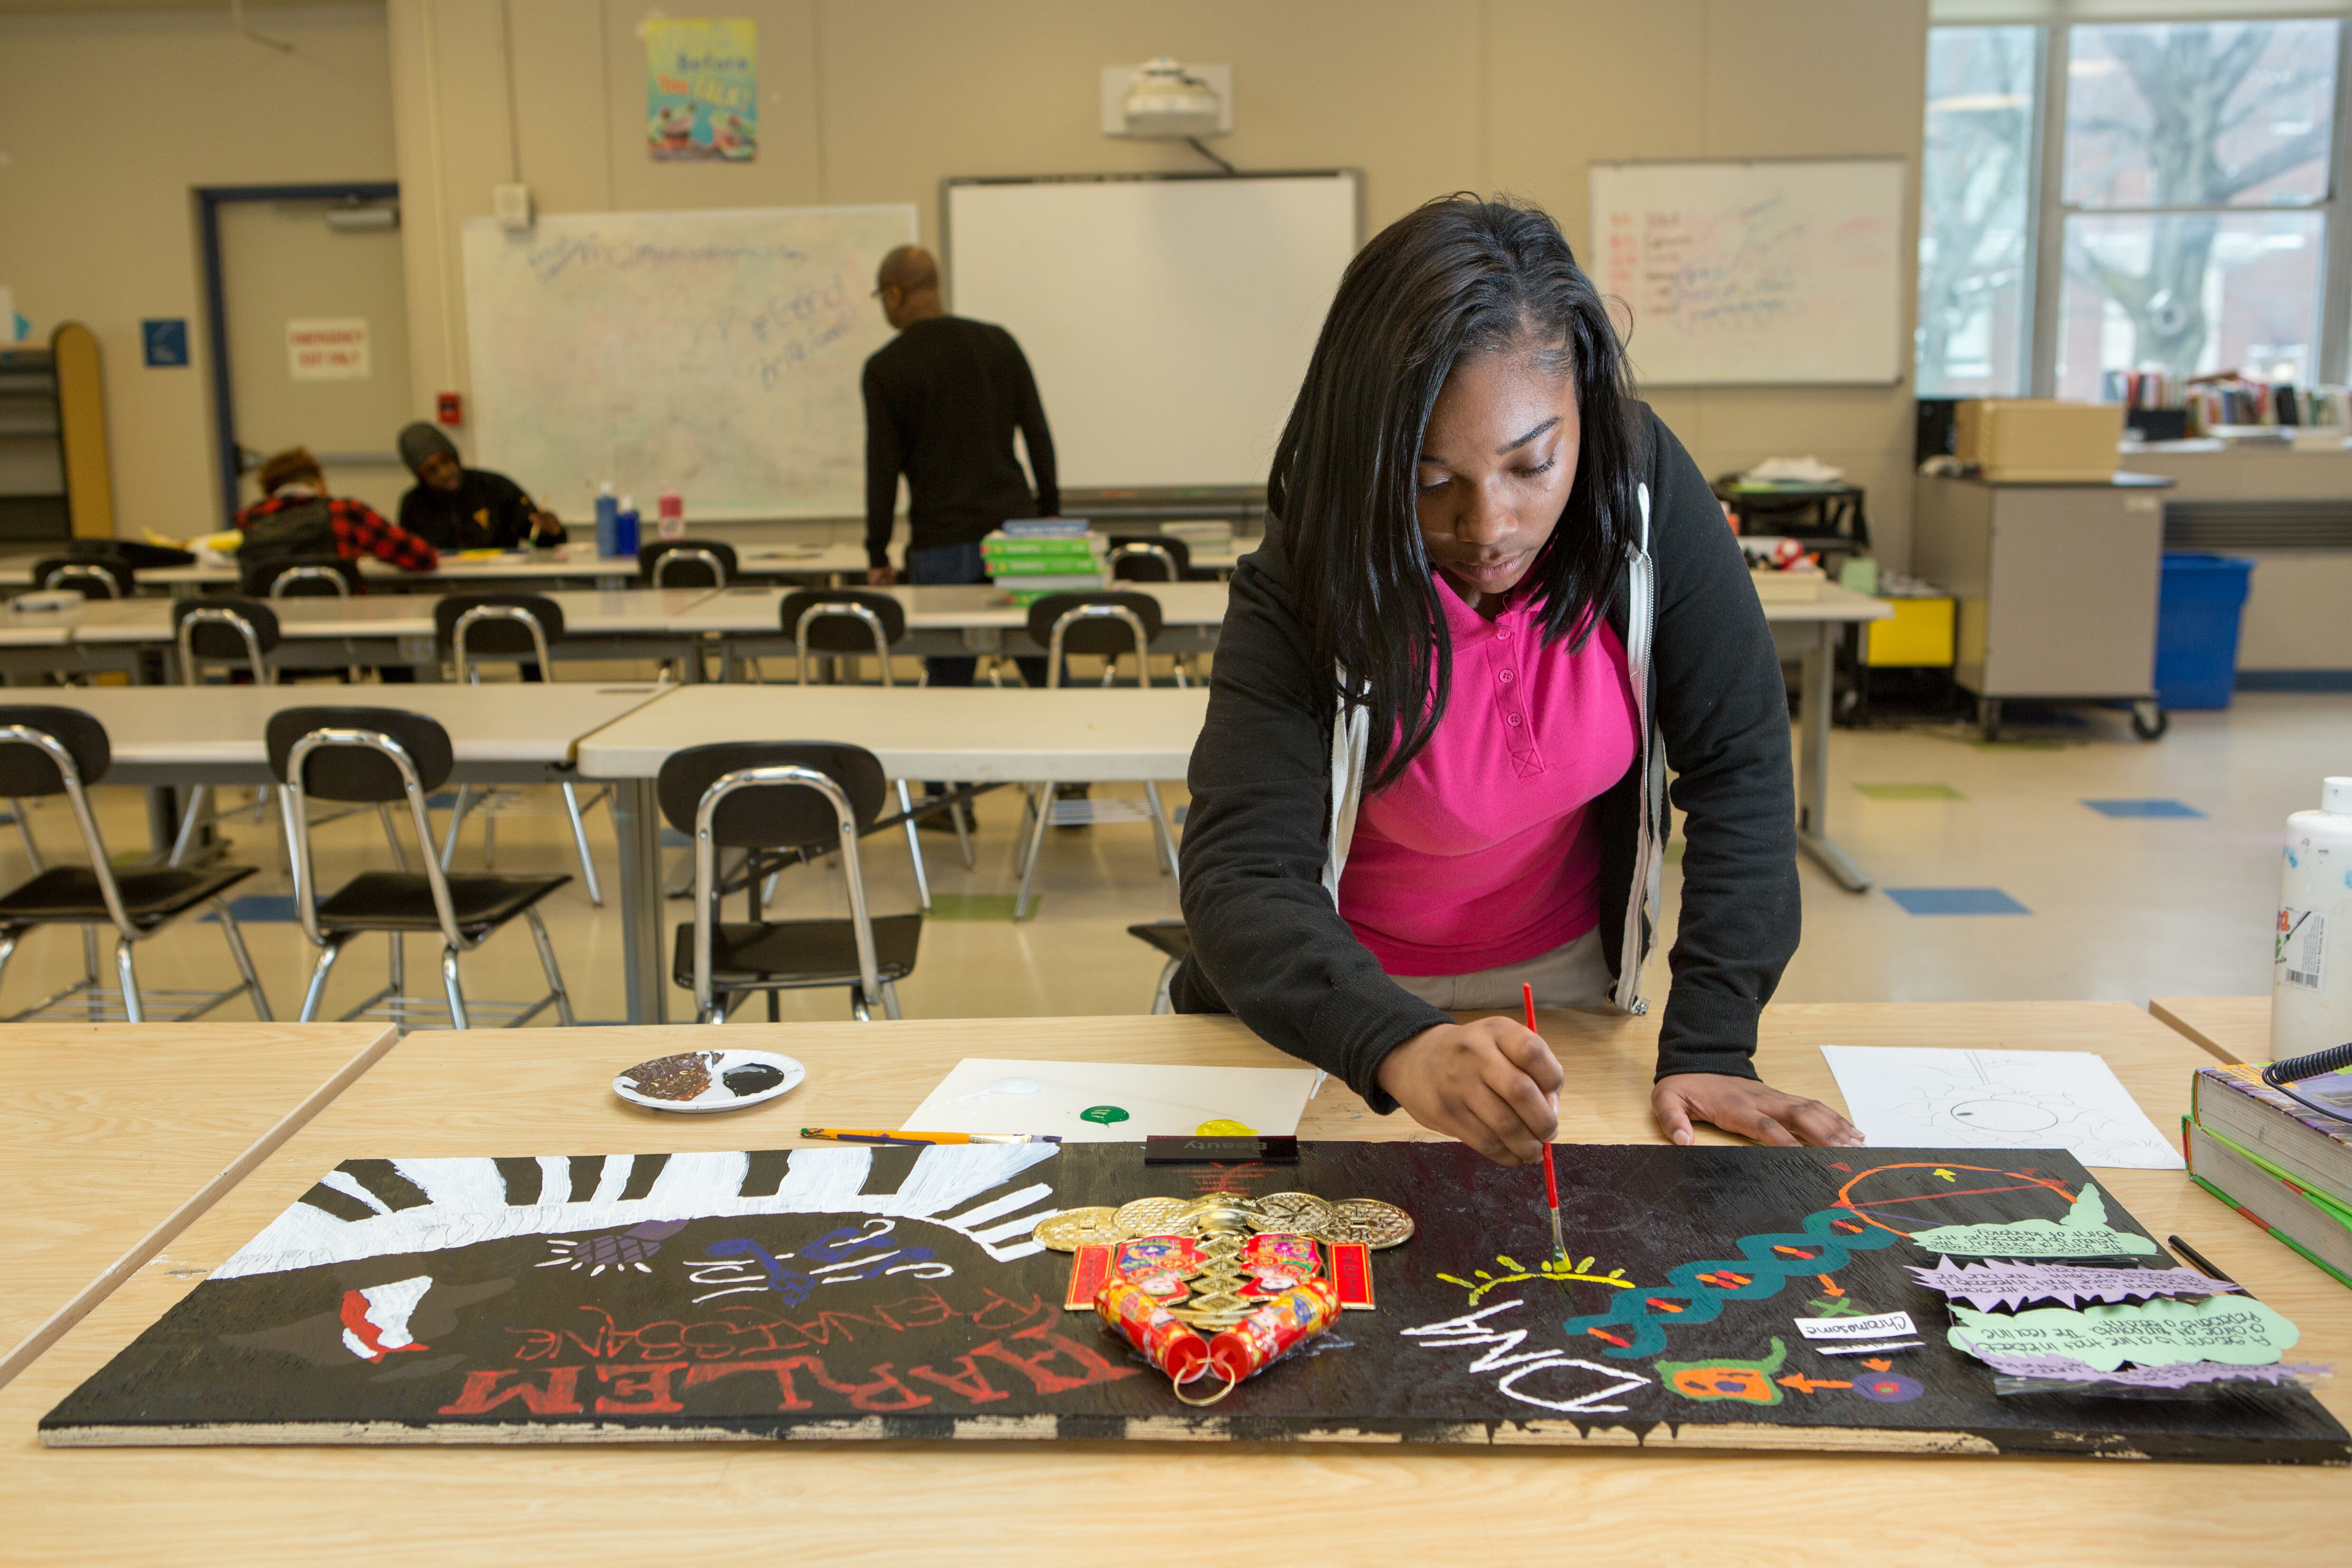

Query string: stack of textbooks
[981,519,1105,606]
[2186,1061,2352,1289]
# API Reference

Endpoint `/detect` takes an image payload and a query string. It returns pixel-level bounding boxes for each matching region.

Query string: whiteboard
[945,174,1359,488]
[462,205,917,518]
[1588,161,1906,386]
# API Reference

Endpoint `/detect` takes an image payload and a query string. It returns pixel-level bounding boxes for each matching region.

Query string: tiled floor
[1,688,2339,1029]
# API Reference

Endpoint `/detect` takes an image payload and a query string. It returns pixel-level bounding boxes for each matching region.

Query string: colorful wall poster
[645,18,756,162]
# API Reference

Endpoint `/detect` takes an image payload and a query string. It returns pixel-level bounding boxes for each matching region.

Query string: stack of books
[2186,1061,2352,1289]
[981,519,1105,606]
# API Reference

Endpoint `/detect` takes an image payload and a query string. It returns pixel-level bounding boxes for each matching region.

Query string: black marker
[2166,1233,2254,1298]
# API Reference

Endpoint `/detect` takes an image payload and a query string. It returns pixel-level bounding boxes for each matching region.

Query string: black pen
[2166,1233,2254,1298]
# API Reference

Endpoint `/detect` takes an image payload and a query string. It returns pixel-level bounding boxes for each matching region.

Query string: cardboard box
[1954,399,2123,482]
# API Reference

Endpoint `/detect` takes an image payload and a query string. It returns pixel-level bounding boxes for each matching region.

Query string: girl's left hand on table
[1651,1073,1863,1148]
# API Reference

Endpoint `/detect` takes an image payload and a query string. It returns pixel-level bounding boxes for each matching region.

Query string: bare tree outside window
[1917,27,2040,397]
[2056,20,2339,397]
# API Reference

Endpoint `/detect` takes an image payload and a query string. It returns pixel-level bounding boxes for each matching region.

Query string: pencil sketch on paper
[1818,1047,2184,1171]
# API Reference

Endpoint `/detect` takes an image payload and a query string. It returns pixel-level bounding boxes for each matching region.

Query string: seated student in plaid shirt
[234,447,440,577]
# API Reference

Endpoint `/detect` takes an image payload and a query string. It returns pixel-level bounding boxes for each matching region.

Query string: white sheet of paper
[1819,1046,2184,1170]
[899,1058,1318,1142]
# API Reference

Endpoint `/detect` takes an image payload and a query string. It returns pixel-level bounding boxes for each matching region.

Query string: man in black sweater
[862,244,1056,687]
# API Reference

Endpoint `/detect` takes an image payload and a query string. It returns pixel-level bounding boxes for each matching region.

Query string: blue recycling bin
[2153,552,2254,710]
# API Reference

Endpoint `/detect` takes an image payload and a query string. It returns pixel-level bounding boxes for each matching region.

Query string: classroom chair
[0,705,270,1023]
[267,706,573,1029]
[777,588,972,896]
[1107,534,1218,583]
[243,554,361,599]
[658,741,920,1023]
[639,539,737,589]
[164,596,278,868]
[30,555,134,599]
[1011,592,1183,919]
[431,593,610,905]
[1125,919,1191,1014]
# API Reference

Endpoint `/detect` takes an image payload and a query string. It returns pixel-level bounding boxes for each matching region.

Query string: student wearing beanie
[233,446,439,576]
[395,423,565,551]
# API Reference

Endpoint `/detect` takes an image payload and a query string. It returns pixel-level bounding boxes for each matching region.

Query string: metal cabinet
[1911,473,2172,740]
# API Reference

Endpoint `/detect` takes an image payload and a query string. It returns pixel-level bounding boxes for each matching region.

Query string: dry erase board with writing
[1589,160,1907,386]
[461,205,916,520]
[41,1141,2347,1463]
[944,172,1360,489]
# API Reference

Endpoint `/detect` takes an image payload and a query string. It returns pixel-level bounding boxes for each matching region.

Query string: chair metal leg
[1143,780,1180,878]
[1013,783,1054,920]
[896,779,931,912]
[482,811,497,870]
[388,932,403,996]
[438,785,472,870]
[168,783,209,868]
[440,946,469,1030]
[9,799,40,873]
[80,926,102,1020]
[562,783,603,906]
[0,930,20,1001]
[951,796,975,869]
[213,900,273,1021]
[879,978,903,1021]
[298,938,345,1022]
[114,937,143,1023]
[850,986,872,1022]
[378,803,410,872]
[1152,955,1180,1015]
[524,906,575,1026]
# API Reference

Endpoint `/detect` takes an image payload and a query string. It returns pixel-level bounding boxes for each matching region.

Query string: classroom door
[211,191,412,522]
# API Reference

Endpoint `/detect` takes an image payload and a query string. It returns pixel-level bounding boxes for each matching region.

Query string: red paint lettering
[965,1319,1140,1395]
[681,1355,934,1412]
[907,1354,1013,1404]
[437,1367,583,1415]
[594,1362,688,1414]
[686,1357,819,1409]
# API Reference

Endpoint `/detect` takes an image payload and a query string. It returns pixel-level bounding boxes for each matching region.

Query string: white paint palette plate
[612,1050,805,1114]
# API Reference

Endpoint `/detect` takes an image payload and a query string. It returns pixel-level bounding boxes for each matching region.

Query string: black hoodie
[1172,405,1800,1114]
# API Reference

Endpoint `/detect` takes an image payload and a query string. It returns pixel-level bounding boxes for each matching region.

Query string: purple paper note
[1963,1343,2332,1390]
[1909,1257,2241,1312]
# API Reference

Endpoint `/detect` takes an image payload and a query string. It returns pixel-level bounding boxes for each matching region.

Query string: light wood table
[3,1002,2343,1562]
[2151,996,2273,1063]
[678,580,1233,661]
[0,1021,397,1391]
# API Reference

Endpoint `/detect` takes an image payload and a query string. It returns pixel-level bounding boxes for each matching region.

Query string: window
[1919,26,2042,396]
[1916,17,2351,402]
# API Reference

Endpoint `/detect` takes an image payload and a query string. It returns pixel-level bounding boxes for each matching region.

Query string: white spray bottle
[2275,776,2352,1058]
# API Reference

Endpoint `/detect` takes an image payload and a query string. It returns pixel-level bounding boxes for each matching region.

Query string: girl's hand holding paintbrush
[1376,1017,1562,1166]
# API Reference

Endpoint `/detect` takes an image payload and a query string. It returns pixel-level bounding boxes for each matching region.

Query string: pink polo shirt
[1338,574,1639,976]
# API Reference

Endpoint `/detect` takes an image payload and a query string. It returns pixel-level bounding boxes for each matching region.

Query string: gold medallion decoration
[1031,1206,1122,1251]
[1326,1198,1415,1250]
[1033,1190,1412,1251]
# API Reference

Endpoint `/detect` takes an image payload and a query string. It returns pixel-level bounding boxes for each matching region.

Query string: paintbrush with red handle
[1526,982,1569,1278]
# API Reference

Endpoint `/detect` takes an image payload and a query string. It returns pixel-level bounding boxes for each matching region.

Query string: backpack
[239,497,338,572]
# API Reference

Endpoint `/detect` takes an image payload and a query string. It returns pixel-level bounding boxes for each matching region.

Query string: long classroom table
[0,589,728,682]
[576,683,1210,1023]
[1,1002,2342,1561]
[680,581,1232,663]
[0,1021,397,1390]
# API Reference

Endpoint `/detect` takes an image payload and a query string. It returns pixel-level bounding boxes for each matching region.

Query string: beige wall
[0,4,395,534]
[392,0,1931,558]
[5,0,1929,552]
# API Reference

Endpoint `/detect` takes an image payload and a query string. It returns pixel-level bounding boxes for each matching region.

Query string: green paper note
[1908,1183,2158,1258]
[1948,1295,2301,1372]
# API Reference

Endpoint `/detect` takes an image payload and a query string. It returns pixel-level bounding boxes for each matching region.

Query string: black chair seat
[1125,919,1191,962]
[316,870,570,935]
[671,914,922,991]
[0,862,256,926]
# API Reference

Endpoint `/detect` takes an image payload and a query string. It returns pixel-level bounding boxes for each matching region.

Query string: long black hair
[1269,194,1642,791]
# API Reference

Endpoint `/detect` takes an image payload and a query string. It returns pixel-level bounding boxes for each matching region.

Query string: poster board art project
[40,1144,2348,1463]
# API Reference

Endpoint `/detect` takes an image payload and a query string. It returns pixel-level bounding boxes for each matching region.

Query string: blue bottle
[615,497,640,558]
[593,482,620,557]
